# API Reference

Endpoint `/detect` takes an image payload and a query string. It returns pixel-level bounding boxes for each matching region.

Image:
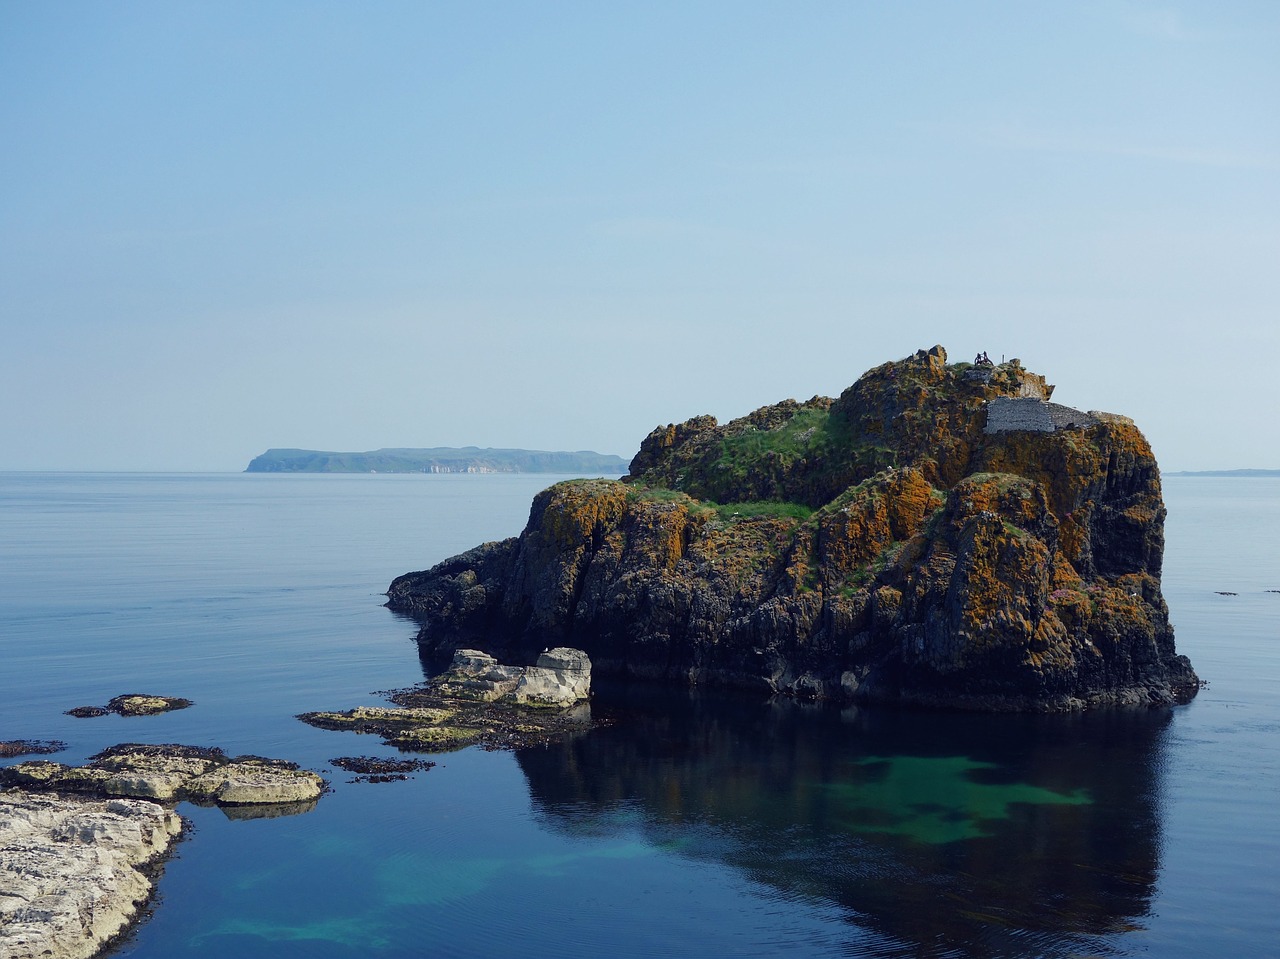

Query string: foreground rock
[300,648,595,752]
[0,743,324,810]
[0,789,182,959]
[388,347,1199,711]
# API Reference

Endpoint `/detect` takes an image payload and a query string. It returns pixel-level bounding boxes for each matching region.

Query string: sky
[1,1,1277,472]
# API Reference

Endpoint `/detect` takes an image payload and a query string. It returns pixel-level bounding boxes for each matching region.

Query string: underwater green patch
[824,755,1091,845]
[374,839,657,905]
[377,854,504,906]
[194,915,391,949]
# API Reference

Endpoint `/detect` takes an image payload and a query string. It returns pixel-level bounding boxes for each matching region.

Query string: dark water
[1,473,1277,958]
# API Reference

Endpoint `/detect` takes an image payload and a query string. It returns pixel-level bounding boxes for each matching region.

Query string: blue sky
[2,1,1277,471]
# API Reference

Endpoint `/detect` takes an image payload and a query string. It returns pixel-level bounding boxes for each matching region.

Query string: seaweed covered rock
[1,743,324,808]
[388,347,1198,711]
[299,648,595,752]
[65,693,193,718]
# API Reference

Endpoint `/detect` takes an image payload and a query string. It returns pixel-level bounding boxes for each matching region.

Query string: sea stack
[388,347,1198,711]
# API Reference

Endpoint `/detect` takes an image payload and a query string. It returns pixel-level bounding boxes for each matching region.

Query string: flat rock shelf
[0,790,184,959]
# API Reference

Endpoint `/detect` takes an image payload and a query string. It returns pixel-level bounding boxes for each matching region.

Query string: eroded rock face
[516,648,592,706]
[0,790,183,959]
[436,647,591,707]
[388,347,1198,711]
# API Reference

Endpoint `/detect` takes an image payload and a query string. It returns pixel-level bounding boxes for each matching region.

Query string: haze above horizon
[3,2,1277,472]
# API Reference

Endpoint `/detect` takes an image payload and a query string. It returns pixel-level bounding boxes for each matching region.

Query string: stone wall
[1044,403,1099,430]
[984,397,1098,434]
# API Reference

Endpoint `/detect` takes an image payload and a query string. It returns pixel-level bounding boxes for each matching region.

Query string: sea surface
[1,472,1277,959]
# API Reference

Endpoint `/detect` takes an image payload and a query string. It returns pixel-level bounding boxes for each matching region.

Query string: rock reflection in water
[216,798,319,821]
[515,682,1170,959]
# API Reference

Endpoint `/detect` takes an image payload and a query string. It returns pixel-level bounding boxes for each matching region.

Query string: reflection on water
[216,799,320,821]
[518,681,1171,959]
[9,473,1245,959]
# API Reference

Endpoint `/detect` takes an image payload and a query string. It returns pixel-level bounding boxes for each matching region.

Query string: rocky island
[387,347,1199,711]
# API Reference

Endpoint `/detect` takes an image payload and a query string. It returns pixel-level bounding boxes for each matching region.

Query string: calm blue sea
[1,472,1277,959]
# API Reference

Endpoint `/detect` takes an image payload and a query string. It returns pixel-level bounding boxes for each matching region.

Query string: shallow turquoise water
[1,473,1276,958]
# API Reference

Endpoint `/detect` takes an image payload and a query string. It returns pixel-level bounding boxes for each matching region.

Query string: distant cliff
[388,347,1199,711]
[245,447,628,475]
[1164,469,1280,477]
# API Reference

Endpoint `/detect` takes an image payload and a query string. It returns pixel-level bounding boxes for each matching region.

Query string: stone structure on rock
[985,397,1086,433]
[387,346,1199,712]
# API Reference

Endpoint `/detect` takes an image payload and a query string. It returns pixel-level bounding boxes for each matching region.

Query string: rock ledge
[1,743,324,809]
[0,789,183,959]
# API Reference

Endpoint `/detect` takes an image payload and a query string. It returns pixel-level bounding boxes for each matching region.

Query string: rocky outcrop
[0,741,64,759]
[1,744,324,810]
[299,648,594,751]
[433,647,591,706]
[65,694,192,718]
[388,347,1199,711]
[515,647,592,705]
[0,790,183,959]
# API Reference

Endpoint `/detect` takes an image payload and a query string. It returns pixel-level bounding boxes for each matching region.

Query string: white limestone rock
[185,761,324,806]
[514,648,592,707]
[436,647,591,707]
[0,789,183,959]
[438,649,525,701]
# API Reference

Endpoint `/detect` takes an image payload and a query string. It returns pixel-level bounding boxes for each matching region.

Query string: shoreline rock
[300,648,596,752]
[0,789,183,959]
[1,743,326,957]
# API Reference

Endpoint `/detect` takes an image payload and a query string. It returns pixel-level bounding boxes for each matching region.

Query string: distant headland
[1165,469,1280,478]
[245,447,628,474]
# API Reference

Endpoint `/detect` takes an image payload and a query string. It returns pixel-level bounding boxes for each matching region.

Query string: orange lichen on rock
[533,479,630,550]
[815,467,941,584]
[388,346,1198,711]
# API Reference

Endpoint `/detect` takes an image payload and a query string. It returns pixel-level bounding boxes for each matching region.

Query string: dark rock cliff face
[388,347,1199,711]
